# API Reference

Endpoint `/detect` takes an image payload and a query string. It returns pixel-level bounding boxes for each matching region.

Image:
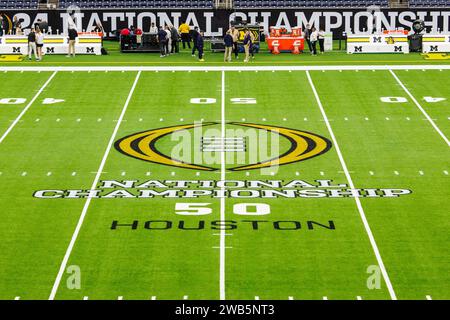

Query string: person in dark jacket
[170,25,179,53]
[190,26,200,57]
[224,30,233,62]
[304,24,313,53]
[243,29,253,63]
[197,31,205,62]
[158,26,167,57]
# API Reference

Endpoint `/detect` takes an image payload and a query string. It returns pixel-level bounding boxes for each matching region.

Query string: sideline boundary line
[390,70,450,147]
[0,71,57,144]
[48,71,142,300]
[0,65,449,72]
[306,70,397,300]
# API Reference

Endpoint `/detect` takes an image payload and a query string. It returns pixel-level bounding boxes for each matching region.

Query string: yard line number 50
[175,203,271,216]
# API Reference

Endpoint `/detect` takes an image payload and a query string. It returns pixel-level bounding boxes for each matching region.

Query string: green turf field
[0,65,448,301]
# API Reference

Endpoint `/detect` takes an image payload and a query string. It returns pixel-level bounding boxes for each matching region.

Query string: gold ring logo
[115,122,332,171]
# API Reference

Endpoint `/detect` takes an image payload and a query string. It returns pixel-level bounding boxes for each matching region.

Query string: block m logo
[46,47,55,54]
[86,47,94,53]
[429,45,439,52]
[354,46,363,53]
[394,46,403,52]
[12,47,21,53]
[373,36,382,43]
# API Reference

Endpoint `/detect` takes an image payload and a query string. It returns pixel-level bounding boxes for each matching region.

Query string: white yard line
[389,70,450,147]
[219,70,226,300]
[0,65,449,73]
[48,71,142,300]
[0,71,57,144]
[306,70,397,300]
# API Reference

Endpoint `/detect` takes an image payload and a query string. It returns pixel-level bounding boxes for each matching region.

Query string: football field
[0,65,448,300]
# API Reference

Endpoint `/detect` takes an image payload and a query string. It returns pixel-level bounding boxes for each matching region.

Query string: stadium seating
[57,0,214,9]
[409,0,449,7]
[0,0,449,9]
[233,1,390,8]
[0,0,38,9]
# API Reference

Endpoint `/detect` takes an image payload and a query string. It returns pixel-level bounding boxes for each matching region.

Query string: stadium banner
[0,8,449,38]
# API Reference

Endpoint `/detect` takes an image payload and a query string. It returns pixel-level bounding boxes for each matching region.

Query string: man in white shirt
[310,27,318,56]
[165,25,172,55]
[149,23,158,35]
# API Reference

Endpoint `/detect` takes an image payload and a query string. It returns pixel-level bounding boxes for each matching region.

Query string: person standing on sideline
[12,16,18,35]
[191,26,200,57]
[36,27,44,61]
[0,16,3,36]
[243,29,252,63]
[197,31,205,62]
[170,25,179,53]
[304,24,312,53]
[158,26,167,57]
[223,30,233,62]
[149,23,158,34]
[310,27,318,56]
[67,23,78,58]
[179,21,191,49]
[165,25,172,56]
[27,28,38,61]
[318,28,325,54]
[230,26,240,59]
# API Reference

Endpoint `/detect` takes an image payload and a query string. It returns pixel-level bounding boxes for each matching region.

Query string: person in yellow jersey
[179,21,191,49]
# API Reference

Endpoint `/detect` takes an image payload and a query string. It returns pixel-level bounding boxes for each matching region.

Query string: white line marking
[21,172,27,176]
[390,70,450,147]
[288,296,294,300]
[307,70,397,300]
[48,71,142,300]
[1,65,449,73]
[419,170,424,175]
[183,295,189,300]
[220,70,226,301]
[255,296,260,300]
[83,296,89,300]
[323,296,328,300]
[444,170,448,175]
[118,296,123,300]
[14,296,20,300]
[426,295,432,300]
[151,296,157,300]
[0,71,57,145]
[357,296,362,300]
[71,172,77,176]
